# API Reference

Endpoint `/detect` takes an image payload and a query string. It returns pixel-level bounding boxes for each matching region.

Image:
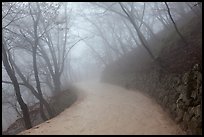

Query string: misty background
[2,2,201,132]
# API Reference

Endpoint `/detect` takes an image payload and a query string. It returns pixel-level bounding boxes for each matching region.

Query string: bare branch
[139,3,146,29]
[164,2,188,46]
[2,8,23,29]
[2,3,15,19]
[2,80,25,86]
[64,37,88,60]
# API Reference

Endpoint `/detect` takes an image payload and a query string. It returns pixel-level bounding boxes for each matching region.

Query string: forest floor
[19,82,186,135]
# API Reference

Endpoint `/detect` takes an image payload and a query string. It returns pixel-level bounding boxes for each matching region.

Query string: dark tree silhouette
[2,40,32,129]
[164,2,188,46]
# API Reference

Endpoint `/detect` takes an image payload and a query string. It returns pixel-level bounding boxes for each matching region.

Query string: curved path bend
[19,82,185,135]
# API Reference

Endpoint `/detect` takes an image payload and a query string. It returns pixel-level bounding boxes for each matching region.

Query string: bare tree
[2,3,32,129]
[119,3,156,61]
[2,39,32,129]
[38,3,82,94]
[26,3,49,121]
[164,2,188,46]
[84,15,123,59]
[94,3,158,40]
[151,3,172,30]
[12,59,55,118]
[2,2,56,121]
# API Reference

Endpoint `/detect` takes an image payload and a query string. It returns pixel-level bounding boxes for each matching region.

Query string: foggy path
[19,82,185,135]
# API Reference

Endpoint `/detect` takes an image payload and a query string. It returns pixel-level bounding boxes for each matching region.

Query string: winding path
[19,82,185,135]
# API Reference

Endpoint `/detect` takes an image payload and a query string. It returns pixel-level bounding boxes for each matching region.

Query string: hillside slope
[101,12,202,135]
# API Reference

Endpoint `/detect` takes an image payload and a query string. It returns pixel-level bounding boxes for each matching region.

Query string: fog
[2,2,201,133]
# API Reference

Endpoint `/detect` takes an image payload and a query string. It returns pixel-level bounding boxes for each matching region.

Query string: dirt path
[19,82,185,135]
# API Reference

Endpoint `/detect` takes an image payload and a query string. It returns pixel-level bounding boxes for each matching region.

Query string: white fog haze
[2,2,202,135]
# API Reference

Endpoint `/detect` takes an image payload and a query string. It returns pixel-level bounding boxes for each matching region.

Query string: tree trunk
[41,96,56,117]
[32,17,48,120]
[2,43,32,129]
[39,102,48,121]
[53,73,61,93]
[11,59,55,119]
[31,8,50,120]
[32,44,49,121]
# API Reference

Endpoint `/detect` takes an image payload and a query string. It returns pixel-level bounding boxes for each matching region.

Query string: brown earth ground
[19,82,186,135]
